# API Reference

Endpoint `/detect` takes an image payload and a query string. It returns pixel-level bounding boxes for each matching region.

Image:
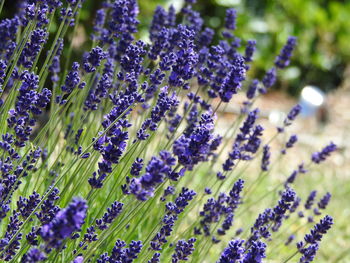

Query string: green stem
[0,0,5,16]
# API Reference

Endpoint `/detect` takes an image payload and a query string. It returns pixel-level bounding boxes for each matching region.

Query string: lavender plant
[0,0,338,262]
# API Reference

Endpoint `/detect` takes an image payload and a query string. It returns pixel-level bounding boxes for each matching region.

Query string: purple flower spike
[260,67,277,93]
[281,135,298,154]
[284,104,302,127]
[297,215,333,262]
[96,201,123,230]
[83,46,107,73]
[261,145,271,171]
[246,79,259,100]
[40,197,87,249]
[304,215,333,244]
[318,192,331,210]
[225,8,237,30]
[149,253,161,263]
[129,151,176,201]
[245,40,257,63]
[311,142,337,164]
[305,191,317,210]
[21,248,46,262]
[218,239,244,263]
[242,240,266,263]
[171,238,196,262]
[219,55,246,103]
[275,36,297,69]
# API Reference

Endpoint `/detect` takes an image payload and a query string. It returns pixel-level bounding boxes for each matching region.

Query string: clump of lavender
[296,215,334,263]
[40,197,87,250]
[0,1,339,263]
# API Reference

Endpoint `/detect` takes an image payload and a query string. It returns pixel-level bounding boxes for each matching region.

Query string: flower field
[0,0,345,262]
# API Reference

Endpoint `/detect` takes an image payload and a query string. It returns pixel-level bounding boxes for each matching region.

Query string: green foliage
[202,0,350,94]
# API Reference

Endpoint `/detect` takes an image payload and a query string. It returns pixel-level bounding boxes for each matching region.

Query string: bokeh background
[1,0,349,261]
[3,0,350,94]
[4,0,350,95]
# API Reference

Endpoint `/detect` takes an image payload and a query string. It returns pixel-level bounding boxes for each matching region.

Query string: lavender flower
[0,17,20,61]
[199,179,244,239]
[317,192,331,210]
[284,104,302,127]
[311,142,337,164]
[160,186,175,202]
[204,187,212,195]
[151,188,196,251]
[17,191,41,219]
[121,41,146,76]
[297,215,333,262]
[168,26,198,87]
[40,197,87,249]
[129,151,176,201]
[285,234,295,246]
[98,239,142,263]
[111,0,139,34]
[285,163,307,186]
[84,73,112,111]
[149,253,161,263]
[271,188,296,231]
[171,238,196,262]
[7,71,52,147]
[60,62,81,99]
[261,145,271,171]
[83,46,107,73]
[173,112,216,170]
[304,215,333,244]
[96,201,123,230]
[35,187,60,224]
[26,227,39,246]
[225,8,237,30]
[243,240,266,263]
[182,6,203,33]
[298,243,319,263]
[48,38,64,83]
[198,27,215,47]
[217,239,244,262]
[260,67,276,94]
[73,256,84,263]
[150,6,169,41]
[0,211,23,261]
[89,94,133,188]
[0,3,339,263]
[281,135,298,154]
[92,9,106,40]
[305,191,317,210]
[149,28,170,60]
[275,36,297,69]
[130,158,143,177]
[18,29,48,68]
[219,55,246,102]
[0,60,7,87]
[21,248,46,263]
[245,40,257,63]
[248,188,295,245]
[236,109,259,144]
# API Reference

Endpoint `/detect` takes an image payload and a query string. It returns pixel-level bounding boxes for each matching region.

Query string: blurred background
[1,0,349,261]
[4,0,350,95]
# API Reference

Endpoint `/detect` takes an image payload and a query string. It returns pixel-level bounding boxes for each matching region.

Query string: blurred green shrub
[194,0,350,95]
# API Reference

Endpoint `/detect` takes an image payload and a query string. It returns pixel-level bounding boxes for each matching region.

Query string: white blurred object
[249,19,269,33]
[216,0,241,5]
[268,110,286,126]
[299,86,325,117]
